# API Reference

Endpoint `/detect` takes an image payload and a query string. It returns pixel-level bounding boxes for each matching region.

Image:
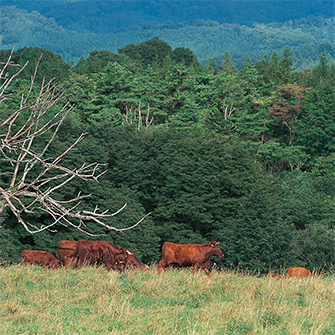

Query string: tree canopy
[0,43,334,272]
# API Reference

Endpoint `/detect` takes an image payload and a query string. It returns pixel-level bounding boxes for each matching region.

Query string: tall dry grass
[0,265,334,334]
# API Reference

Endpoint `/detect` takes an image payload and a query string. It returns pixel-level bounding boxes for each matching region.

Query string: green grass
[0,265,334,334]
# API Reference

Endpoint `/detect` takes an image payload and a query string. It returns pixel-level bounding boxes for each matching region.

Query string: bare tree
[0,46,150,235]
[122,101,154,130]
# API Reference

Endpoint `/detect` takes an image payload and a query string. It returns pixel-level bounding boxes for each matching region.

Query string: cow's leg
[65,255,76,267]
[158,260,163,273]
[192,262,201,275]
[203,267,212,279]
[158,260,168,274]
[76,257,84,269]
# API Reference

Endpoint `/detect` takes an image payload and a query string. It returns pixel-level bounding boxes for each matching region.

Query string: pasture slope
[0,265,334,334]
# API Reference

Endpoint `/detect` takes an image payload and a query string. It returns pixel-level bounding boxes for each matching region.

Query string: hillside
[2,0,334,33]
[0,6,334,67]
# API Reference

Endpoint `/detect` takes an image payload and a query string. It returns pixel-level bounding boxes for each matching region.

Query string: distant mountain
[2,0,334,33]
[0,5,334,68]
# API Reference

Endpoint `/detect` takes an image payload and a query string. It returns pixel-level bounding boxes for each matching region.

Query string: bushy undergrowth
[0,265,334,334]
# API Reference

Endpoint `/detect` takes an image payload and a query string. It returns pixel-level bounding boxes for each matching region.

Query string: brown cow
[21,250,61,269]
[73,239,121,272]
[56,240,77,266]
[286,266,312,278]
[158,241,223,279]
[99,241,127,266]
[98,243,147,271]
[267,272,282,279]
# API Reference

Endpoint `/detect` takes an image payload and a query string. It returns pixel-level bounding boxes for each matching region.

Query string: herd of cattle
[21,239,144,272]
[20,240,313,279]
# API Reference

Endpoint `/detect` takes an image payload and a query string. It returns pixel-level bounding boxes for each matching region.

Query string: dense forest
[0,4,334,67]
[0,40,334,273]
[2,0,334,32]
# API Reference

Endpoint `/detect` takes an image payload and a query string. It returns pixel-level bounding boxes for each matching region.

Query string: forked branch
[0,47,150,235]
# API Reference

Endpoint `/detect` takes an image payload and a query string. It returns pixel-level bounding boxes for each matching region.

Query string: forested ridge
[0,4,334,68]
[2,0,334,32]
[0,39,334,273]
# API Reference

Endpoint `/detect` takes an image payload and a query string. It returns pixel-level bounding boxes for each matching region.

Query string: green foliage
[118,37,173,67]
[295,57,335,158]
[171,47,198,66]
[74,49,131,75]
[255,141,310,173]
[0,46,71,82]
[4,0,333,33]
[0,216,25,264]
[291,223,335,271]
[101,128,298,270]
[281,164,334,228]
[1,5,334,67]
[1,41,334,272]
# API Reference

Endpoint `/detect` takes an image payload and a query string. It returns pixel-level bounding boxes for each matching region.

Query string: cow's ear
[210,244,214,247]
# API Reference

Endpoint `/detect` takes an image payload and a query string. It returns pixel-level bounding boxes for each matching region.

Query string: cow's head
[113,260,125,272]
[114,248,127,263]
[124,249,142,267]
[208,241,223,258]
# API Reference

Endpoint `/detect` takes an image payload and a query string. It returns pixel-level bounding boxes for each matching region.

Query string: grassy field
[0,265,334,334]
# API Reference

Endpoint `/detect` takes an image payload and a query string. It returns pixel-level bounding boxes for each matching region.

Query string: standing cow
[73,239,123,272]
[286,266,312,278]
[20,250,61,269]
[158,241,223,279]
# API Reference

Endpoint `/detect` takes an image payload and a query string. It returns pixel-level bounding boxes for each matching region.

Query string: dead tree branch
[0,47,150,235]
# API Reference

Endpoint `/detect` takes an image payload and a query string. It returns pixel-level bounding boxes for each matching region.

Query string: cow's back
[286,266,312,278]
[21,250,57,267]
[58,240,77,249]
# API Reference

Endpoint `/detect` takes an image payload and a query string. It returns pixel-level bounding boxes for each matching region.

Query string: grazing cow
[99,241,127,266]
[122,248,148,270]
[56,240,77,266]
[98,244,145,271]
[21,250,61,269]
[267,272,282,279]
[286,266,312,278]
[158,241,223,279]
[73,239,121,272]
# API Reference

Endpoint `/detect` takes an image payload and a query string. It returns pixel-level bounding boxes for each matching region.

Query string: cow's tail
[161,242,167,258]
